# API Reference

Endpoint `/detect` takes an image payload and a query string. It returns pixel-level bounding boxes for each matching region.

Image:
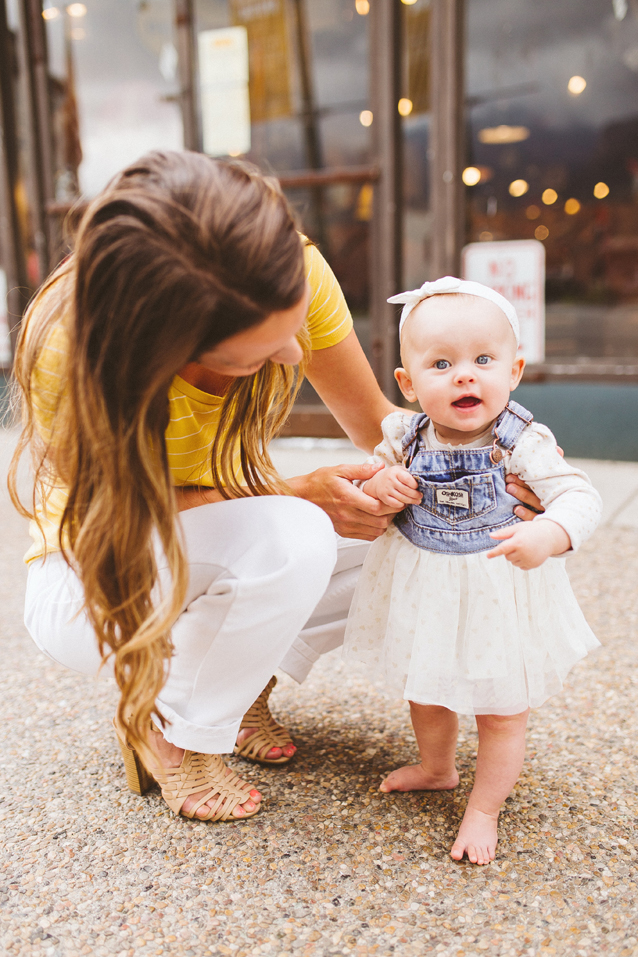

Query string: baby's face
[396,294,525,442]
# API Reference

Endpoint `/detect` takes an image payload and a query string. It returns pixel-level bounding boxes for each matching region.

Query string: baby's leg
[380,703,460,793]
[451,709,529,866]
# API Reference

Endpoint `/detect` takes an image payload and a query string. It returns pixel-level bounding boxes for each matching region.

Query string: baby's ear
[395,367,417,402]
[510,355,525,390]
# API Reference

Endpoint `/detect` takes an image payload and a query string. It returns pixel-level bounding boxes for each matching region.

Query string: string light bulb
[509,179,529,197]
[567,75,586,96]
[462,167,481,186]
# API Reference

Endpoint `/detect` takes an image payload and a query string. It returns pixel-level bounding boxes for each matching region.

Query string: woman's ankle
[148,726,185,770]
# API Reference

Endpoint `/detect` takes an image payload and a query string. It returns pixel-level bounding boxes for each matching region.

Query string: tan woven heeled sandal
[113,718,260,822]
[234,675,295,765]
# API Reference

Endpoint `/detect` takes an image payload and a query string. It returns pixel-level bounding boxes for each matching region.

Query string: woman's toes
[265,746,283,759]
[283,744,296,757]
[249,789,262,802]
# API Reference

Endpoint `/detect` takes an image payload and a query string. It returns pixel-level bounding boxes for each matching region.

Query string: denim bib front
[394,400,534,555]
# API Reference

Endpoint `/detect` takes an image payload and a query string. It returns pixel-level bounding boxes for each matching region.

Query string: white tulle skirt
[343,524,599,716]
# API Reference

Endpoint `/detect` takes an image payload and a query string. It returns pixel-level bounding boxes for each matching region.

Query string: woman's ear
[510,355,526,390]
[395,367,417,403]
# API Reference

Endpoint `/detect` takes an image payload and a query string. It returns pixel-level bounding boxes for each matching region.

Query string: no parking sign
[462,239,546,364]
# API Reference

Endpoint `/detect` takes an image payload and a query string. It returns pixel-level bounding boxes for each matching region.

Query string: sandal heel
[114,723,154,795]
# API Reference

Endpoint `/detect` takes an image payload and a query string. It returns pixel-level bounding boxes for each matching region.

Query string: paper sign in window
[198,27,251,158]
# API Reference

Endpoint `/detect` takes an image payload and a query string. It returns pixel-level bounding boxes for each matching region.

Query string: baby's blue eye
[476,355,491,365]
[434,359,450,370]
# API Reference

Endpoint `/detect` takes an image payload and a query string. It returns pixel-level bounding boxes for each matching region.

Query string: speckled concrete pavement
[1,430,637,957]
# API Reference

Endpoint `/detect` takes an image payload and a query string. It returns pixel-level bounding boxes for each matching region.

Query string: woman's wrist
[286,473,312,501]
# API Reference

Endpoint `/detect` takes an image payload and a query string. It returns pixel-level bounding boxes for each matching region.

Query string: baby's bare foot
[450,806,498,865]
[380,762,459,793]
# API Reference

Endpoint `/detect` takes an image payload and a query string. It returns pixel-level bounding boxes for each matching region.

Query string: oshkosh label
[436,488,469,509]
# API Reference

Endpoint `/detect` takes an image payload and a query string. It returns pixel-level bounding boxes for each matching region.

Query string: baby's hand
[487,519,571,569]
[363,466,421,510]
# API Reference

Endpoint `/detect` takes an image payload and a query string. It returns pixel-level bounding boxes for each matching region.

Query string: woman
[10,150,540,823]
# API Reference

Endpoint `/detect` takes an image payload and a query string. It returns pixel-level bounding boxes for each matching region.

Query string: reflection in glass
[44,0,182,199]
[466,0,638,359]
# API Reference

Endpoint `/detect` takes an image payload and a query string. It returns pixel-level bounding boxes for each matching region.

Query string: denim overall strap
[492,400,534,451]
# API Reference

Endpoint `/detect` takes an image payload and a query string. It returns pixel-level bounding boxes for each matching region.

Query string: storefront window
[42,0,182,200]
[193,0,372,321]
[466,0,638,360]
[402,0,431,291]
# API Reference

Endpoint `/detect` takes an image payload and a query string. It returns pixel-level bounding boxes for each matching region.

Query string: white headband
[388,276,519,345]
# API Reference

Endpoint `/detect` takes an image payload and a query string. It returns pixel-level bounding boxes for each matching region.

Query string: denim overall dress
[394,400,534,555]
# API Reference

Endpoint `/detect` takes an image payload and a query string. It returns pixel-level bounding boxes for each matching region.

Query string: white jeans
[24,496,369,754]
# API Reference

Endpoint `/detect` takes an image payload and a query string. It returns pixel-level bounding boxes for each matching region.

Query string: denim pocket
[412,473,497,527]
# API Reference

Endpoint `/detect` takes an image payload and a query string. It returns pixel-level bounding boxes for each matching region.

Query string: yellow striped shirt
[25,242,352,562]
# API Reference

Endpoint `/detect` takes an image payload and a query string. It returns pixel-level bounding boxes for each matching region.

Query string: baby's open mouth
[452,396,482,409]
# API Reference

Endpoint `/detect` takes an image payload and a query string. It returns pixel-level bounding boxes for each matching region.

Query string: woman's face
[197,283,310,378]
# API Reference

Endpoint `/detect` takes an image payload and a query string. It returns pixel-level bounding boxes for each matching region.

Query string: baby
[344,277,601,865]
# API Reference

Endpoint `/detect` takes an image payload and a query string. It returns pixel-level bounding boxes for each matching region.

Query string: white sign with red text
[461,239,545,364]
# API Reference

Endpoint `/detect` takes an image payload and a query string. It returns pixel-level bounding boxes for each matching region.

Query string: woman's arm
[304,329,397,453]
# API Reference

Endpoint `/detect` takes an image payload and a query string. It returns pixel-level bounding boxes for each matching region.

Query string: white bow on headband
[388,276,520,344]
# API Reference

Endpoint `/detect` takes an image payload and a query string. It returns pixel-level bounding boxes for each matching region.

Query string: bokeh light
[567,75,587,95]
[359,110,373,127]
[398,98,413,117]
[478,125,530,145]
[593,181,610,199]
[462,167,481,186]
[509,179,529,197]
[535,225,549,240]
[564,198,581,215]
[355,0,369,14]
[542,188,558,205]
[526,205,541,220]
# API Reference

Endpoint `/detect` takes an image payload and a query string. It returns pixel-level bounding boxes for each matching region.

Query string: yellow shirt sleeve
[303,241,353,350]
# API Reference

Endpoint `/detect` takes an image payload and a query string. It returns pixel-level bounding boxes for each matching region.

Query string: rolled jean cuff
[156,702,241,755]
[279,619,347,684]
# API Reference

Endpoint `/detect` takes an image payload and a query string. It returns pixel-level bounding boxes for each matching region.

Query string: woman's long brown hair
[9,151,308,764]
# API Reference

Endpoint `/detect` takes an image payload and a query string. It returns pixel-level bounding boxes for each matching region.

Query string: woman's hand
[287,463,400,540]
[505,446,563,521]
[505,474,545,521]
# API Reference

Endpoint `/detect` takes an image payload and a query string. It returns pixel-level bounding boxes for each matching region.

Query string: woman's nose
[272,337,304,366]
